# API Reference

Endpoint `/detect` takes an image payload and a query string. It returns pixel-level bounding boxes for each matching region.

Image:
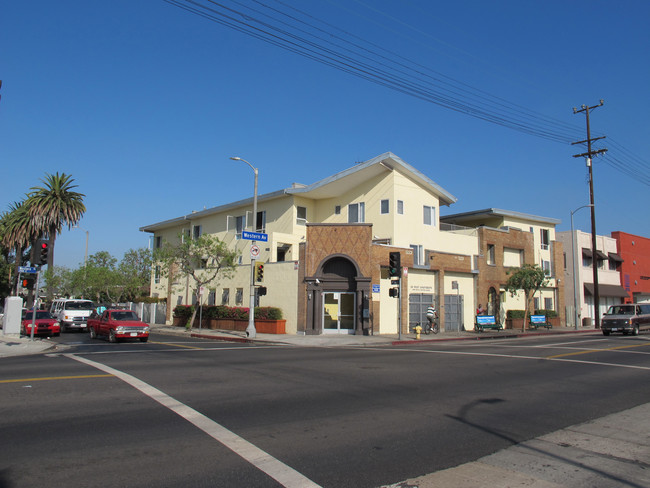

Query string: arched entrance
[305,255,370,335]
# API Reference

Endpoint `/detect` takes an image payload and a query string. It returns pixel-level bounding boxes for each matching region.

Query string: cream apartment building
[557,230,627,327]
[141,152,564,334]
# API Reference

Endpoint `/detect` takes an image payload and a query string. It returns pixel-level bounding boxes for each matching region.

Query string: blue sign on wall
[372,284,380,293]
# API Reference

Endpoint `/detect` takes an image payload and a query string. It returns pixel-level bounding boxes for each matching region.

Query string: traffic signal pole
[29,269,40,341]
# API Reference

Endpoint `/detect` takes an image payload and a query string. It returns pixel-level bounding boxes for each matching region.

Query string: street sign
[372,284,380,293]
[18,266,37,274]
[242,231,268,242]
[250,244,260,259]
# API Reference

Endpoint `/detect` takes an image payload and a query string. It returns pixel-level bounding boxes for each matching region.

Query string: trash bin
[582,317,592,327]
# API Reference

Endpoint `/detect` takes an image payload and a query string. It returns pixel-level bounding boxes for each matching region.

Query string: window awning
[584,283,630,297]
[608,252,624,263]
[581,248,608,260]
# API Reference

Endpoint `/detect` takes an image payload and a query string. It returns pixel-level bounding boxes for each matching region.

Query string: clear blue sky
[2,0,649,269]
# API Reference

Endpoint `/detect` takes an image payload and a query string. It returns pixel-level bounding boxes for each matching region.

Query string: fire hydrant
[414,324,422,340]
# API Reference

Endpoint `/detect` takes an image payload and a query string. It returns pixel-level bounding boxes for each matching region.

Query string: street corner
[0,335,60,357]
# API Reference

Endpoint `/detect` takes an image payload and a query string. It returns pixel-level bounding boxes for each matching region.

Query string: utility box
[582,317,592,328]
[2,296,23,336]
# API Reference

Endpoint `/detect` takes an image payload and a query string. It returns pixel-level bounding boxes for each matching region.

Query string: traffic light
[255,261,264,282]
[22,275,35,289]
[258,286,267,296]
[39,240,49,265]
[389,252,401,278]
[388,287,399,298]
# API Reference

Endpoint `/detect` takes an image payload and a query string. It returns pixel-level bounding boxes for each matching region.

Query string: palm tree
[0,200,40,295]
[28,173,86,296]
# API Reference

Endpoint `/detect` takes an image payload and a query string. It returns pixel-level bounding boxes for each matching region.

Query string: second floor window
[397,200,404,215]
[423,205,436,226]
[348,202,365,223]
[297,206,307,225]
[193,225,202,239]
[540,229,550,250]
[487,244,496,265]
[236,216,245,238]
[256,210,266,232]
[380,199,389,214]
[410,244,424,266]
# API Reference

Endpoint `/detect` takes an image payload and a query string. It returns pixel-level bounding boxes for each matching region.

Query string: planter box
[255,319,286,334]
[204,318,286,334]
[505,318,525,330]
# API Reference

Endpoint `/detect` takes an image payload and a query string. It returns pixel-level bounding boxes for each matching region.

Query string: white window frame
[297,206,307,225]
[410,244,424,266]
[348,202,365,223]
[397,200,404,215]
[423,205,436,226]
[380,199,389,215]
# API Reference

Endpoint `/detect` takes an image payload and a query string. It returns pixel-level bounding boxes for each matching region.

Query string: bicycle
[424,317,440,334]
[412,319,439,335]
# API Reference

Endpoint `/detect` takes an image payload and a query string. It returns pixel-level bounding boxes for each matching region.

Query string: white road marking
[65,353,321,488]
[360,347,650,371]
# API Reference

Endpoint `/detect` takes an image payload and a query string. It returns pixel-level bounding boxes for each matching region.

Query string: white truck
[50,299,95,332]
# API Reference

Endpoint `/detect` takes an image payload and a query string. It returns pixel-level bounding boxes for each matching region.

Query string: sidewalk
[150,323,600,347]
[0,334,62,357]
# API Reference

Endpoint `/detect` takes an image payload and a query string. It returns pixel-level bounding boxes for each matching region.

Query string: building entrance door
[323,292,355,334]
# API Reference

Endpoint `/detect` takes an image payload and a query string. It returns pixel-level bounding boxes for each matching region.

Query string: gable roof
[286,152,457,206]
[140,152,456,233]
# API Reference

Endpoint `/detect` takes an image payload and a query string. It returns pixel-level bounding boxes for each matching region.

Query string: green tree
[28,172,86,298]
[118,247,153,301]
[0,200,40,304]
[155,233,239,329]
[505,264,548,331]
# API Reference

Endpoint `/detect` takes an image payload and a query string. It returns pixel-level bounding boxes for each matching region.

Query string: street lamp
[230,156,258,339]
[73,225,89,267]
[570,204,594,330]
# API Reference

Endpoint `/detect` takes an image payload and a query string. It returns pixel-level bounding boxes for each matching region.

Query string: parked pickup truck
[601,304,650,336]
[88,309,150,343]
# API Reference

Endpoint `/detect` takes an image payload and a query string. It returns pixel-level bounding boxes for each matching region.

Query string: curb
[392,328,598,346]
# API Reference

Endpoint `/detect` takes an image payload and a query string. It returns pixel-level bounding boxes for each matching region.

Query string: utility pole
[572,100,607,329]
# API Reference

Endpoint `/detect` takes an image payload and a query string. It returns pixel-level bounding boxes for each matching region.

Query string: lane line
[0,374,113,384]
[64,353,321,488]
[546,342,650,359]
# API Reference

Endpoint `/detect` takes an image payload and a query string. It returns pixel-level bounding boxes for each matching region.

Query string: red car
[22,310,61,337]
[88,309,150,343]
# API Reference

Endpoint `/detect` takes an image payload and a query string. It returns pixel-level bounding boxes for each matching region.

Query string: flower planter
[505,318,525,330]
[203,318,285,334]
[255,319,286,334]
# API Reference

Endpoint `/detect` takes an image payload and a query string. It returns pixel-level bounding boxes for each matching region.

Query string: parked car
[601,304,650,336]
[88,309,150,343]
[21,310,61,337]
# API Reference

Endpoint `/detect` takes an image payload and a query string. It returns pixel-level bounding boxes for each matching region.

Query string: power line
[163,0,648,185]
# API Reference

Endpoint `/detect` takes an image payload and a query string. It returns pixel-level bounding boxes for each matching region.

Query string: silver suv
[601,304,650,336]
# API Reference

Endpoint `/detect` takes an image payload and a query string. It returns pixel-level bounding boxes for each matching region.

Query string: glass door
[323,292,355,334]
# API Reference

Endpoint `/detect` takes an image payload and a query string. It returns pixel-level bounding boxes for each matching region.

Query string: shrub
[506,309,526,319]
[255,307,283,320]
[534,309,558,318]
[176,305,283,321]
[173,305,194,319]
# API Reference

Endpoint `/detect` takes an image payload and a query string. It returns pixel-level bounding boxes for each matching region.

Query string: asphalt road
[1,332,649,487]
